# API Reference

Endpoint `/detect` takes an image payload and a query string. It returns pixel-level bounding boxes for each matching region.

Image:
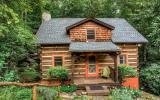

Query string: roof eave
[66,18,115,34]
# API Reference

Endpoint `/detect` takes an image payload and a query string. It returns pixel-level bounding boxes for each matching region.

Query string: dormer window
[87,30,95,40]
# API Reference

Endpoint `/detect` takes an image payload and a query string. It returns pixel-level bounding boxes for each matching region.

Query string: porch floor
[73,78,115,86]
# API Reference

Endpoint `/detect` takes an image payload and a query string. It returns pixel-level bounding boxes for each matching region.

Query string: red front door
[86,56,99,78]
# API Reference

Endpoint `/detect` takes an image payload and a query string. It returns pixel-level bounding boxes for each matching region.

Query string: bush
[19,71,40,82]
[111,87,142,100]
[140,63,160,95]
[0,86,32,100]
[48,67,68,81]
[36,86,57,100]
[3,70,19,82]
[60,85,77,93]
[118,65,138,82]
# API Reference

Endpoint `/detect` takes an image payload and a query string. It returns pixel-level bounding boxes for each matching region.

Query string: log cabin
[37,15,148,88]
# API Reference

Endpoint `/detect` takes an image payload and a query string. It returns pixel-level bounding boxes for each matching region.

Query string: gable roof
[66,18,114,33]
[69,42,120,52]
[37,18,148,44]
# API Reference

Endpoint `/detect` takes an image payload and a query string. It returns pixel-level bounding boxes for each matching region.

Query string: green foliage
[0,3,38,82]
[0,86,32,100]
[118,65,138,82]
[140,63,160,95]
[111,87,142,100]
[60,85,77,93]
[19,71,40,82]
[48,67,69,81]
[3,70,19,82]
[37,86,57,100]
[0,1,160,95]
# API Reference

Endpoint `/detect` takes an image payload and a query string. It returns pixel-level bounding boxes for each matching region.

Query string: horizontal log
[42,60,52,63]
[128,55,137,58]
[41,56,52,58]
[41,65,52,67]
[128,63,137,66]
[98,63,114,65]
[128,59,137,62]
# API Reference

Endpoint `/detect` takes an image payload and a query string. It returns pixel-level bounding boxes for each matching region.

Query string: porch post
[71,53,75,80]
[114,53,119,83]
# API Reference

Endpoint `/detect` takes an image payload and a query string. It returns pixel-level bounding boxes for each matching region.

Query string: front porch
[70,52,120,83]
[73,77,117,86]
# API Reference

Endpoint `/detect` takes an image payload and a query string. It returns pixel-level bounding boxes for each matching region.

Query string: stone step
[86,85,110,96]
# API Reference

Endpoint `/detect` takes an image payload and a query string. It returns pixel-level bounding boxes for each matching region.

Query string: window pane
[87,30,95,39]
[119,55,126,64]
[89,65,96,73]
[88,56,96,73]
[89,56,96,64]
[54,56,62,66]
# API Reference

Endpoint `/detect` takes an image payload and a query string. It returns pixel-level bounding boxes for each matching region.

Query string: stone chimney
[42,12,51,22]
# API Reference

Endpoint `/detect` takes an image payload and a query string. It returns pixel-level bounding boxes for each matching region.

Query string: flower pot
[122,77,139,90]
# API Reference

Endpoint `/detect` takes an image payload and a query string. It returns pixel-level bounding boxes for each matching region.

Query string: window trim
[52,55,64,67]
[119,54,127,65]
[87,29,96,41]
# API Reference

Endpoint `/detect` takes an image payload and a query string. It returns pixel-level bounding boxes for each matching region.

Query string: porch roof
[69,42,120,52]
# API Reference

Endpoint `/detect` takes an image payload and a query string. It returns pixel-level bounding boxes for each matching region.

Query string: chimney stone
[42,12,51,22]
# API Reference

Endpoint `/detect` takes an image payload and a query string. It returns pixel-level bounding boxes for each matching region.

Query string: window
[88,56,96,73]
[54,56,62,66]
[119,55,126,64]
[87,30,95,40]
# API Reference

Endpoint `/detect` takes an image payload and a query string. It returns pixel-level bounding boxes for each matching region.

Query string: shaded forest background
[0,0,160,94]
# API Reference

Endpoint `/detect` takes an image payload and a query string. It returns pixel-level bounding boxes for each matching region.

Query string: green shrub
[111,87,142,100]
[0,86,32,100]
[19,71,40,82]
[37,86,57,100]
[48,67,68,81]
[60,85,77,93]
[118,65,138,82]
[15,88,32,100]
[140,63,160,95]
[3,70,19,82]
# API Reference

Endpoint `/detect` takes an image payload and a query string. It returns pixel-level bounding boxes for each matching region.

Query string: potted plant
[118,65,139,89]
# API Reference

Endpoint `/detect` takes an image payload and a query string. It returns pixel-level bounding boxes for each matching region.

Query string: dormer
[66,18,114,42]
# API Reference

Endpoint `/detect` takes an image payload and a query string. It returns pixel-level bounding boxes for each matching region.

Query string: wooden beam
[114,53,119,83]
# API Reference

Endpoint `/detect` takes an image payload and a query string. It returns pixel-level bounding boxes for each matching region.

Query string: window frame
[119,55,127,65]
[87,29,95,41]
[54,56,63,67]
[88,56,96,74]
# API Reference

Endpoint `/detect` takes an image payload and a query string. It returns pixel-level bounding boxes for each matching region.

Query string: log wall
[40,45,72,79]
[40,44,139,79]
[69,21,112,42]
[118,44,139,67]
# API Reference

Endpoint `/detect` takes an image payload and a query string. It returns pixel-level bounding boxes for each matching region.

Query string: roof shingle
[69,42,120,52]
[37,18,148,44]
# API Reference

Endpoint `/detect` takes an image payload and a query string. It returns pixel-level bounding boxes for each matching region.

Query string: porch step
[85,85,110,96]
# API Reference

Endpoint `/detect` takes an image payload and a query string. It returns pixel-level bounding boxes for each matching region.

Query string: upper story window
[54,56,63,67]
[87,30,95,40]
[119,55,126,65]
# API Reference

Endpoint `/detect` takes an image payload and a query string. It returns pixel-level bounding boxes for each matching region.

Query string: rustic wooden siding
[40,45,72,79]
[97,53,114,74]
[69,21,112,42]
[71,53,114,78]
[40,44,139,79]
[118,44,139,67]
